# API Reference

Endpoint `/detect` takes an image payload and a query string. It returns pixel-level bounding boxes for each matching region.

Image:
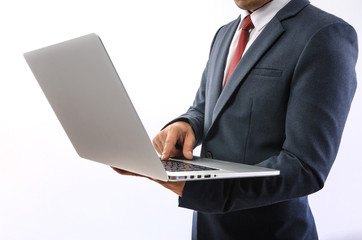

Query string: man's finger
[161,130,179,160]
[152,136,163,155]
[183,131,195,159]
[111,167,141,177]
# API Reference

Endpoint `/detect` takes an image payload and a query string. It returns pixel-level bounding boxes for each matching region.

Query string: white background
[0,0,361,239]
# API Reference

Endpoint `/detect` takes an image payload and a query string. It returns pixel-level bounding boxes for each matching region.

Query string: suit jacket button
[206,151,213,159]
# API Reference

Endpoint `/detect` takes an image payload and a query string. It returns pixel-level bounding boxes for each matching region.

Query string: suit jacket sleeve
[174,22,358,213]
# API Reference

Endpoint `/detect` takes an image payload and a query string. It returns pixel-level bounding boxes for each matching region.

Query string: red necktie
[224,15,254,86]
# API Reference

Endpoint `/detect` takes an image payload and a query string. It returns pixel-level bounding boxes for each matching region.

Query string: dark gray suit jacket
[170,0,358,239]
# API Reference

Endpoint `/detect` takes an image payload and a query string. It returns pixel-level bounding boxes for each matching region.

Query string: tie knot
[241,15,254,31]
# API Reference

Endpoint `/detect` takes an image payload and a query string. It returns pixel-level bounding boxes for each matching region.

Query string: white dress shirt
[222,0,291,86]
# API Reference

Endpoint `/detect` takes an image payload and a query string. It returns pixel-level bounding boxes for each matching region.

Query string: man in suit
[114,0,358,238]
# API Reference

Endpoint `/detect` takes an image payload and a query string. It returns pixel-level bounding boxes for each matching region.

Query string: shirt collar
[239,0,291,31]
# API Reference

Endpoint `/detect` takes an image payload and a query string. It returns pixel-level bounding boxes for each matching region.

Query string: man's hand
[111,167,186,197]
[152,121,195,160]
[112,121,195,197]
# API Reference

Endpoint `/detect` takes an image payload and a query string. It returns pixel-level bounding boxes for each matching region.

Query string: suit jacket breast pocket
[249,68,283,78]
[244,68,284,98]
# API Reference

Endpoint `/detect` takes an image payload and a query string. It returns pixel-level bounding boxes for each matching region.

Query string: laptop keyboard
[162,160,217,172]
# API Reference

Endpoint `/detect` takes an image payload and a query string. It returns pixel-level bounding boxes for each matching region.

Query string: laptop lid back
[24,34,168,181]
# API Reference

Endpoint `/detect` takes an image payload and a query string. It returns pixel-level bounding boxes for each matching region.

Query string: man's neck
[249,0,273,13]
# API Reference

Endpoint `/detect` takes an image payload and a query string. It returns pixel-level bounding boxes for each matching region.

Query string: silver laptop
[24,33,279,182]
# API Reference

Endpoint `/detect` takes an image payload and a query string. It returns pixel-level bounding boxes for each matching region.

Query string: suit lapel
[211,18,285,124]
[205,0,311,137]
[203,17,240,131]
